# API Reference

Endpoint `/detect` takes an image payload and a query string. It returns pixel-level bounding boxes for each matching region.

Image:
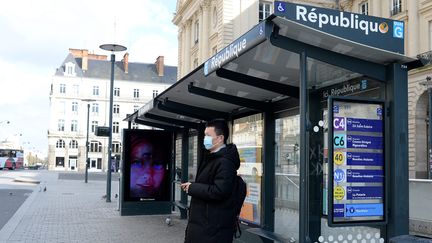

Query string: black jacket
[184,144,240,243]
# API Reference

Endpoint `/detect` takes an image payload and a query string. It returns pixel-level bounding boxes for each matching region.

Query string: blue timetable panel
[329,98,385,226]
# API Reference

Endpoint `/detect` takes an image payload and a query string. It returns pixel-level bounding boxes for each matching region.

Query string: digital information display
[328,97,386,226]
[122,129,172,202]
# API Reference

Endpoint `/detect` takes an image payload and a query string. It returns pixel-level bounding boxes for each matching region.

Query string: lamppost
[99,44,127,202]
[0,120,10,125]
[83,99,96,183]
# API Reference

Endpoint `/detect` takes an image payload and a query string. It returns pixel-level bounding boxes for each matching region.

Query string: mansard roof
[54,55,177,84]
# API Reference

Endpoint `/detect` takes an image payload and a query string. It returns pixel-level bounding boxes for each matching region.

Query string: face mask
[203,136,213,150]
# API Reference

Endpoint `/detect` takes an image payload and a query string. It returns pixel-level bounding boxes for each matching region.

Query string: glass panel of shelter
[306,56,386,243]
[233,114,264,226]
[174,136,182,207]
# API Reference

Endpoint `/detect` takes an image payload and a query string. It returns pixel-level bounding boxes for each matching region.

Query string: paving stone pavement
[0,171,187,243]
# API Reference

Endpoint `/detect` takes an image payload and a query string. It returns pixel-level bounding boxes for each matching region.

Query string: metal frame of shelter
[125,4,422,242]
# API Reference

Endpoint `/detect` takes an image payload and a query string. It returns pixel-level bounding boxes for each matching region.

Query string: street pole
[85,103,90,183]
[106,53,115,202]
[100,44,126,203]
[82,99,95,183]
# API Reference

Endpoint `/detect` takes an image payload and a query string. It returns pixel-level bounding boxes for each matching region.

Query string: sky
[0,0,178,157]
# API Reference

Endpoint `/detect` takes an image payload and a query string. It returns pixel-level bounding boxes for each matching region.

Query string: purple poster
[347,186,383,200]
[346,135,383,149]
[346,118,382,132]
[123,130,172,201]
[347,169,384,183]
[346,152,383,166]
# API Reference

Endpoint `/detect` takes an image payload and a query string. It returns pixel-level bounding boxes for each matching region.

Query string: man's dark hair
[205,119,229,144]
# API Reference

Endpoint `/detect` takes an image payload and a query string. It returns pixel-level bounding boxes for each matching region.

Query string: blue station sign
[274,1,404,54]
[203,21,270,76]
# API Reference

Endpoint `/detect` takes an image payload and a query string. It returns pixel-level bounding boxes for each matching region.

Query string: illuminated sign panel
[328,97,386,226]
[274,1,404,54]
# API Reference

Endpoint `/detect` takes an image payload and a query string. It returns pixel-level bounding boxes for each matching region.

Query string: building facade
[47,49,177,172]
[173,0,432,179]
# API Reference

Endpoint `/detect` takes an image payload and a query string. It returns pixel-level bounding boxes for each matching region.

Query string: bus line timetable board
[328,97,386,226]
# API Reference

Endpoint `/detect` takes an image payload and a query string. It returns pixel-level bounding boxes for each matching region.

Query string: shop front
[125,2,422,242]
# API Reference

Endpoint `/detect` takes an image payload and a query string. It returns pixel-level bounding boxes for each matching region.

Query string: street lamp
[82,99,96,183]
[0,120,10,125]
[100,43,127,202]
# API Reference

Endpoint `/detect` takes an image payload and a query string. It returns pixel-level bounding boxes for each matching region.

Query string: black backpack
[233,175,247,238]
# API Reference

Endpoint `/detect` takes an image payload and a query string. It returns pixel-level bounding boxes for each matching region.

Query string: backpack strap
[234,216,242,238]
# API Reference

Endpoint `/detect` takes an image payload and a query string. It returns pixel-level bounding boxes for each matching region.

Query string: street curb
[13,177,41,184]
[0,182,44,242]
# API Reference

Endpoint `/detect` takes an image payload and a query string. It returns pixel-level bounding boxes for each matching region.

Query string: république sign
[203,2,404,76]
[204,21,269,76]
[274,1,404,54]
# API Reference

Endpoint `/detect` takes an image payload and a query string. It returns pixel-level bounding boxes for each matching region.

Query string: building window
[212,46,218,55]
[152,90,159,98]
[60,84,66,94]
[71,120,78,132]
[73,84,79,96]
[259,1,272,21]
[213,7,218,29]
[133,89,140,99]
[58,101,66,114]
[132,123,139,129]
[64,62,76,76]
[114,87,120,97]
[112,142,121,153]
[92,103,99,114]
[93,86,99,96]
[113,122,119,134]
[90,141,102,152]
[58,119,65,131]
[194,20,199,44]
[69,140,78,149]
[56,139,65,148]
[55,157,65,167]
[193,58,199,68]
[429,21,432,50]
[360,1,368,15]
[391,0,402,16]
[134,105,139,112]
[91,121,98,133]
[113,104,120,115]
[97,158,102,169]
[72,101,78,113]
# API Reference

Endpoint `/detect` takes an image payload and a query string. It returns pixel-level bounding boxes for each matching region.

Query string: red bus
[0,149,24,170]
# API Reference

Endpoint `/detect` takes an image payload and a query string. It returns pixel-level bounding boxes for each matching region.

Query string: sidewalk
[0,171,187,243]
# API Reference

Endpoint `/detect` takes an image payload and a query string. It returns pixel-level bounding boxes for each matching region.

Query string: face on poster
[330,99,385,225]
[124,130,171,201]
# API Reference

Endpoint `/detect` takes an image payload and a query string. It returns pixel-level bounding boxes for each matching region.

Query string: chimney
[82,49,88,71]
[155,56,164,76]
[123,53,129,74]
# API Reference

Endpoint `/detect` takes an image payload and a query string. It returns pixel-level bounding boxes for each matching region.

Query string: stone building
[173,0,432,179]
[47,49,177,172]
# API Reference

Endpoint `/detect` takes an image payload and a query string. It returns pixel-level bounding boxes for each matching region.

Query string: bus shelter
[125,2,422,242]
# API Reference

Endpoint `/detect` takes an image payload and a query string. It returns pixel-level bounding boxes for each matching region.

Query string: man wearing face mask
[181,119,240,243]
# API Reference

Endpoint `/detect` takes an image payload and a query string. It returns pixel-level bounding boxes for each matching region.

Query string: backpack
[233,175,247,238]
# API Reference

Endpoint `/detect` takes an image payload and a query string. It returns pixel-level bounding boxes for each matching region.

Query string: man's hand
[180,182,191,193]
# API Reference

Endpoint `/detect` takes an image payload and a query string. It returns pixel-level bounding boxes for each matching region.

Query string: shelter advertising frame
[119,129,173,216]
[327,96,387,227]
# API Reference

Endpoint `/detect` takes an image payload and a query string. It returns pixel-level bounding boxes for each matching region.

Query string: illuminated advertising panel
[328,97,386,226]
[122,129,172,202]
